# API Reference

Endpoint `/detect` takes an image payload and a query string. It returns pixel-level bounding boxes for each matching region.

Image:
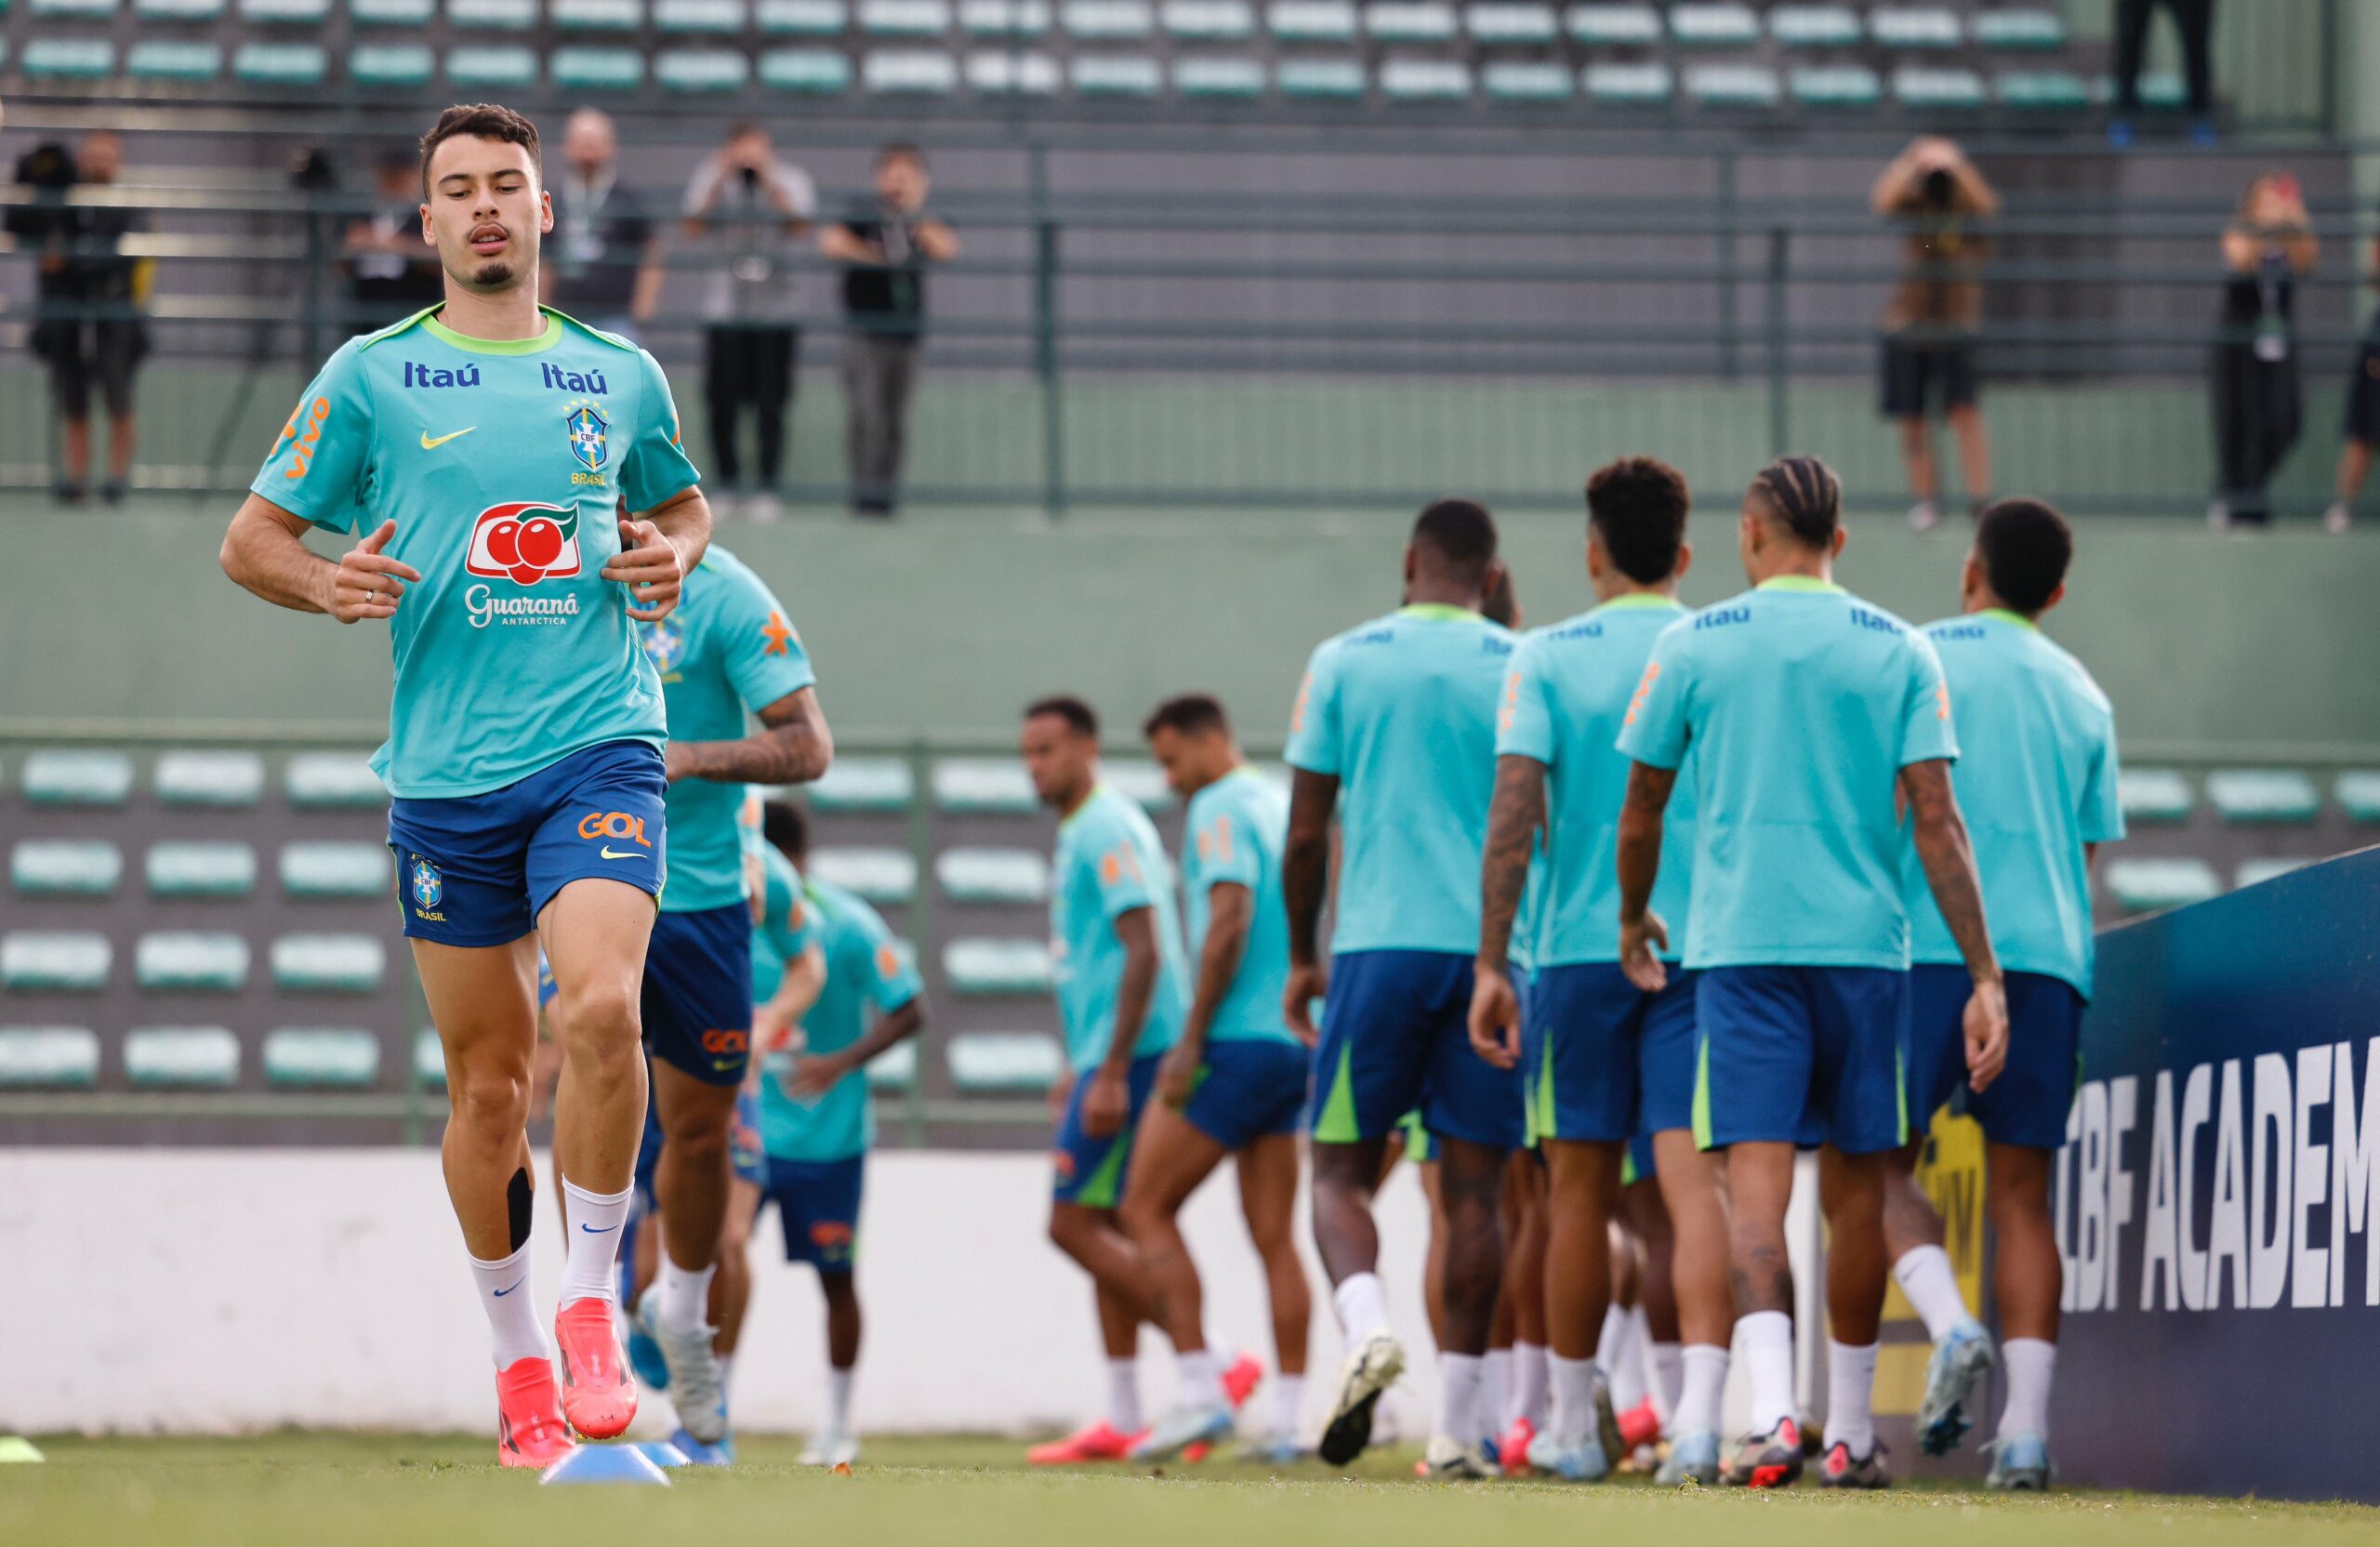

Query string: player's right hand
[1155,1042,1202,1109]
[1283,960,1329,1047]
[1466,966,1521,1069]
[1963,973,2011,1093]
[327,520,420,624]
[1619,909,1670,994]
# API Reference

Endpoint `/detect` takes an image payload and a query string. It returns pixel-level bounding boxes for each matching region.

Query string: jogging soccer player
[1021,696,1191,1464]
[1283,499,1522,1478]
[1614,456,2008,1491]
[218,103,711,1465]
[752,800,927,1468]
[1884,499,2121,1490]
[1123,695,1310,1463]
[1469,456,1727,1483]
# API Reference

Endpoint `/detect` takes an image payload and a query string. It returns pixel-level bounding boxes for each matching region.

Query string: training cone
[0,1437,44,1464]
[540,1444,671,1487]
[631,1441,692,1470]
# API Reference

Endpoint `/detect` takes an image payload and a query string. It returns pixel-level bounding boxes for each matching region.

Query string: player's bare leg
[1030,1208,1157,1463]
[643,1059,737,1442]
[1621,1176,1682,1448]
[1491,1152,1548,1468]
[1236,1132,1312,1457]
[1652,1129,1731,1484]
[1985,1143,2060,1489]
[1431,1136,1508,1472]
[712,1176,761,1368]
[1719,1139,1802,1487]
[1536,1137,1622,1478]
[1815,1145,1892,1488]
[1310,1136,1405,1464]
[800,1270,864,1467]
[1883,1137,1992,1457]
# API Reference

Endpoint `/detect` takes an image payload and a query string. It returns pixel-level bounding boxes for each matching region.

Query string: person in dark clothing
[2210,173,2317,530]
[13,132,152,505]
[2109,0,2216,147]
[343,149,444,331]
[821,144,959,520]
[546,108,664,342]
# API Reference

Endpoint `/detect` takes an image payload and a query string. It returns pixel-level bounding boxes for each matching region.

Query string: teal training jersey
[1051,784,1187,1073]
[1498,595,1697,965]
[760,875,922,1162]
[1616,576,1959,971]
[641,546,816,913]
[252,306,699,798]
[1902,611,2124,996]
[749,844,820,1003]
[1181,766,1297,1044]
[1284,604,1518,956]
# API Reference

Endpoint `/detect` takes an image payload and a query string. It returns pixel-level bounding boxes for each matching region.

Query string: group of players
[214,99,2119,1493]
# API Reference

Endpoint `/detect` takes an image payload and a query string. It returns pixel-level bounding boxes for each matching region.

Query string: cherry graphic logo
[466,501,581,586]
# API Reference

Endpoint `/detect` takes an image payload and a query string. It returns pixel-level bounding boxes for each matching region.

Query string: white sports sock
[1436,1353,1484,1448]
[467,1240,549,1369]
[1332,1273,1390,1342]
[657,1256,716,1334]
[1592,1304,1626,1370]
[1824,1341,1879,1458]
[1178,1348,1225,1409]
[1107,1358,1143,1435]
[1674,1344,1728,1437]
[827,1366,855,1435]
[1204,1325,1238,1369]
[1739,1311,1796,1436]
[1647,1342,1684,1432]
[1547,1352,1600,1448]
[1893,1245,1971,1343]
[1606,1309,1646,1412]
[556,1177,634,1306]
[717,1353,735,1402]
[1481,1350,1512,1442]
[1511,1341,1549,1429]
[1271,1373,1304,1442]
[1998,1338,2056,1442]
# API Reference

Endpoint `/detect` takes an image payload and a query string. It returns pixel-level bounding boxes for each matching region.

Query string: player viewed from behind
[218,102,712,1466]
[1124,695,1309,1463]
[1884,499,2122,1491]
[1283,500,1522,1478]
[1614,456,2007,1490]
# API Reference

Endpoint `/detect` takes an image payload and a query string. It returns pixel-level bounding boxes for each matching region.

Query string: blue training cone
[632,1441,692,1470]
[541,1444,672,1487]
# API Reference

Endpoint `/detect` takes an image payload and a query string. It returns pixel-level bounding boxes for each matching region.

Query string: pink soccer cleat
[495,1357,577,1470]
[1026,1421,1144,1465]
[1222,1352,1265,1411]
[553,1299,638,1439]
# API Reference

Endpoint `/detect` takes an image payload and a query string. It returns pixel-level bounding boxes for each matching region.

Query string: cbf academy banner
[2056,845,2380,1502]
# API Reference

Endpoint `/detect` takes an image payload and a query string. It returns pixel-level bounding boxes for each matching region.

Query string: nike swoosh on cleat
[599,847,640,860]
[419,427,476,450]
[580,1222,620,1234]
[493,1277,524,1297]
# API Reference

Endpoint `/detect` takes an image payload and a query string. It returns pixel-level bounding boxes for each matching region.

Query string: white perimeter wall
[0,1148,1817,1438]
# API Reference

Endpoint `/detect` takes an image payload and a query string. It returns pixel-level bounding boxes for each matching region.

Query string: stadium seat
[1666,1,1752,44]
[959,0,1050,31]
[2205,769,2320,826]
[447,45,539,86]
[21,749,132,806]
[286,753,385,807]
[1972,7,2061,48]
[448,0,536,24]
[1064,0,1153,33]
[946,1031,1064,1092]
[351,0,434,20]
[2235,856,2309,890]
[1685,62,1778,105]
[1869,4,1959,46]
[1583,60,1672,102]
[136,932,251,992]
[804,755,914,813]
[1994,68,2088,110]
[936,848,1051,904]
[1563,1,1654,42]
[21,39,116,77]
[553,46,647,86]
[944,938,1055,995]
[1892,65,1985,108]
[125,1027,241,1089]
[2115,70,2187,108]
[1072,52,1164,92]
[1267,0,1356,39]
[415,1029,448,1089]
[353,42,436,84]
[1792,64,1881,107]
[657,47,753,86]
[1175,54,1264,94]
[553,0,646,27]
[271,934,387,995]
[0,932,112,993]
[12,840,123,898]
[27,0,118,12]
[279,842,390,900]
[861,0,951,29]
[1765,3,1856,46]
[264,1028,382,1088]
[1276,56,1365,95]
[932,759,1038,814]
[866,1038,918,1091]
[760,46,852,86]
[806,845,918,902]
[656,0,746,26]
[238,0,327,19]
[136,0,229,17]
[0,1027,100,1089]
[863,47,961,88]
[146,841,258,900]
[1163,0,1251,36]
[965,49,1061,89]
[127,40,224,78]
[1467,2,1554,41]
[2117,768,2193,824]
[1483,60,1570,99]
[1365,1,1456,39]
[2336,771,2380,823]
[1381,56,1468,99]
[2104,858,2221,915]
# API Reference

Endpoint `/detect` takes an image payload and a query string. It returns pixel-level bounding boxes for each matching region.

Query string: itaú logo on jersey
[465,500,582,586]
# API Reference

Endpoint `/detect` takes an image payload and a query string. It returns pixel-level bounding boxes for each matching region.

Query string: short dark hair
[878,141,927,171]
[418,103,541,201]
[1143,693,1230,741]
[1585,457,1691,586]
[1410,498,1499,588]
[1024,695,1099,739]
[1973,497,2073,615]
[760,800,808,865]
[1750,456,1843,549]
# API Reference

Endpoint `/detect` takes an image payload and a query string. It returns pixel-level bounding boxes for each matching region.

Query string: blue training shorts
[1051,1053,1164,1208]
[1523,962,1699,1145]
[1694,965,1909,1156]
[1905,963,2083,1151]
[763,1153,866,1271]
[1308,949,1525,1150]
[388,738,666,947]
[1180,1037,1311,1151]
[641,904,755,1085]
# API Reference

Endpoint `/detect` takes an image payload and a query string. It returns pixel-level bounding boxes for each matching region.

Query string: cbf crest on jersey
[566,403,609,472]
[409,854,443,910]
[641,615,687,681]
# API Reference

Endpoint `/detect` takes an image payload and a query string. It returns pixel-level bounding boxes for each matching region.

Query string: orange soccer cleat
[553,1299,638,1439]
[1618,1397,1662,1454]
[1499,1415,1538,1477]
[1222,1352,1265,1411]
[495,1356,577,1470]
[1026,1421,1145,1465]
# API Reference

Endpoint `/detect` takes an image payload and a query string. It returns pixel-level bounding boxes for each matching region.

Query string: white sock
[556,1177,634,1305]
[1739,1311,1796,1436]
[717,1353,735,1401]
[1824,1341,1879,1458]
[1511,1341,1549,1428]
[1606,1310,1646,1412]
[467,1239,549,1368]
[1332,1273,1390,1342]
[1592,1303,1626,1369]
[1892,1245,1971,1342]
[1437,1353,1484,1446]
[1998,1338,2056,1442]
[827,1366,855,1435]
[1674,1343,1728,1437]
[1204,1325,1239,1369]
[1178,1348,1224,1409]
[1647,1342,1683,1432]
[657,1256,716,1334]
[1547,1352,1600,1448]
[1271,1372,1304,1441]
[1107,1357,1143,1435]
[1481,1350,1512,1442]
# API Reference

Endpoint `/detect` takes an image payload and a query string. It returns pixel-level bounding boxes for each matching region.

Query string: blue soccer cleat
[626,1289,670,1394]
[1655,1429,1722,1487]
[1986,1434,2051,1491]
[668,1426,734,1468]
[1524,1429,1611,1483]
[1131,1402,1236,1462]
[1917,1318,1995,1457]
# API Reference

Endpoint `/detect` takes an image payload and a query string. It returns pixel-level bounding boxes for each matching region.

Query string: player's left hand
[1963,973,2011,1092]
[787,1051,851,1101]
[1082,1066,1130,1139]
[1466,965,1521,1069]
[605,518,685,621]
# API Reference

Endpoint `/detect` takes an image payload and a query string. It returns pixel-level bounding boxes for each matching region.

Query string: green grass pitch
[6,1435,2374,1547]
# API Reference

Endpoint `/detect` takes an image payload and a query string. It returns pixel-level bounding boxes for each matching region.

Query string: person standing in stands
[1873,137,1998,534]
[2109,0,2216,148]
[547,109,664,344]
[2210,172,2317,530]
[822,144,958,521]
[684,123,817,522]
[345,148,445,331]
[23,132,153,507]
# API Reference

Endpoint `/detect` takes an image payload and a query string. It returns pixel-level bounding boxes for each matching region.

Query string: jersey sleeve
[1614,623,1693,770]
[760,852,818,960]
[1191,794,1264,894]
[1086,814,1160,922]
[718,563,818,713]
[1283,641,1342,775]
[1897,631,1961,768]
[2079,710,2126,844]
[250,340,374,535]
[619,346,703,513]
[853,910,924,1012]
[1495,637,1557,766]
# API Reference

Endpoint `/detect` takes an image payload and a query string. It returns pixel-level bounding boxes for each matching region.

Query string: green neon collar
[1978,607,2041,631]
[1597,592,1685,612]
[419,307,563,355]
[1398,603,1483,622]
[1060,781,1110,829]
[1756,575,1844,595]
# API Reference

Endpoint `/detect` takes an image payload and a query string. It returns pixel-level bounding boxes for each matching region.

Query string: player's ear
[2040,580,2067,617]
[1830,524,1848,561]
[538,186,555,234]
[1673,540,1693,582]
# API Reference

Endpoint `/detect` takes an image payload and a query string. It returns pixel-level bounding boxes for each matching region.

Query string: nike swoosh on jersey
[420,427,477,450]
[600,846,641,860]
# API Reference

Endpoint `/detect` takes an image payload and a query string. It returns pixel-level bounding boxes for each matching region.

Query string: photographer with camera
[1873,136,2000,532]
[2211,172,2318,530]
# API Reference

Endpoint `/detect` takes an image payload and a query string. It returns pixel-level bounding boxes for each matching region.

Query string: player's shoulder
[694,541,765,596]
[2027,628,2114,718]
[542,306,648,357]
[809,875,881,932]
[350,306,441,355]
[1309,610,1402,663]
[1834,588,1922,638]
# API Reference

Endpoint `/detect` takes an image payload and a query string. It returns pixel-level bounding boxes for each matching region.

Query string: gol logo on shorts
[577,811,653,846]
[701,1028,749,1055]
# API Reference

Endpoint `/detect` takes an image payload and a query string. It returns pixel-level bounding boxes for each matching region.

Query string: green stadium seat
[2235,856,2309,891]
[1686,62,1778,106]
[264,1028,382,1088]
[1995,68,2088,110]
[807,846,917,903]
[1175,54,1264,94]
[862,48,960,88]
[135,0,228,20]
[157,750,264,807]
[280,841,390,900]
[1792,64,1881,107]
[1467,1,1554,41]
[959,0,1048,31]
[239,0,327,19]
[1892,66,1985,108]
[936,847,1051,904]
[1366,1,1456,40]
[760,46,852,86]
[1483,60,1569,99]
[272,934,388,994]
[448,45,539,86]
[126,1026,242,1089]
[1667,2,1754,45]
[657,0,746,25]
[1972,7,2061,48]
[29,0,117,14]
[862,0,950,29]
[0,932,112,992]
[0,1027,100,1089]
[944,938,1054,995]
[1381,57,1471,99]
[2104,858,2221,915]
[1564,1,1655,43]
[448,0,536,24]
[235,44,327,85]
[806,755,915,813]
[866,1038,918,1091]
[554,46,647,86]
[657,47,753,88]
[127,40,224,78]
[353,43,436,84]
[966,49,1060,89]
[22,750,132,807]
[1163,0,1251,36]
[946,1031,1064,1092]
[147,841,258,900]
[12,840,123,898]
[137,932,251,992]
[1871,6,1958,46]
[2117,768,2193,824]
[415,1029,448,1089]
[1268,0,1356,39]
[2335,771,2380,823]
[1276,56,1365,95]
[554,0,645,26]
[351,0,434,20]
[2123,71,2188,109]
[1064,0,1152,33]
[2205,769,2320,826]
[1766,3,1856,46]
[1583,60,1672,102]
[1072,52,1163,92]
[21,39,116,77]
[932,758,1038,814]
